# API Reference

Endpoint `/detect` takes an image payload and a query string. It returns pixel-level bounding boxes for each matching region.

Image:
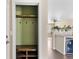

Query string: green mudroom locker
[16,5,38,59]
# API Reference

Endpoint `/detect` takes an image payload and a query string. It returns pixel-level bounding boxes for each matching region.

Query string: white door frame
[12,1,39,59]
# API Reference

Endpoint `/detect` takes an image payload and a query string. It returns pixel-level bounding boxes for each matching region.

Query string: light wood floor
[48,37,73,59]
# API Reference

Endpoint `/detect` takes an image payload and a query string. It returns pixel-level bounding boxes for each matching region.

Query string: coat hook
[26,21,27,24]
[6,35,8,38]
[19,22,21,24]
[32,22,34,24]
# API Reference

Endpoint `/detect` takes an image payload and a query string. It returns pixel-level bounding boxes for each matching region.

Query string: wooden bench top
[17,48,37,51]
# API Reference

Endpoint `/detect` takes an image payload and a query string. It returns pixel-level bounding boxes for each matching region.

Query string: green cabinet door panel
[16,18,22,45]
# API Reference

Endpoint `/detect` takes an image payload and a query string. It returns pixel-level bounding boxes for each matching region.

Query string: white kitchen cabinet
[52,31,73,55]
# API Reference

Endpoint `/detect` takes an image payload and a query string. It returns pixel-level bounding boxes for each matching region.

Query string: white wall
[0,0,6,59]
[48,0,73,21]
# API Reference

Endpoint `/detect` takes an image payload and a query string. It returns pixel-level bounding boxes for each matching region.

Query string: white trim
[15,2,39,5]
[12,0,16,59]
[12,1,39,59]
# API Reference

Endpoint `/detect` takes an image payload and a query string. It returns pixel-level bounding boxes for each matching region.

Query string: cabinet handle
[6,40,10,44]
[6,35,10,44]
[6,35,8,38]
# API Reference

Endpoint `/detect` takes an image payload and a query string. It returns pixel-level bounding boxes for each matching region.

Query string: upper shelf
[16,15,38,18]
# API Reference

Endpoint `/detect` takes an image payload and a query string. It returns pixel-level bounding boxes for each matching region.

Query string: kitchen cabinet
[52,31,73,55]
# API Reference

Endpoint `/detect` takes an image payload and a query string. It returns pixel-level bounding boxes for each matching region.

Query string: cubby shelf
[16,48,37,59]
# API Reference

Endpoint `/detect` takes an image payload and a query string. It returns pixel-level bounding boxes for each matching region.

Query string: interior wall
[48,0,73,20]
[48,0,73,33]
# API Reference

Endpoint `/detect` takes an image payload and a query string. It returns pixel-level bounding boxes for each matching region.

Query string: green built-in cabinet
[16,5,38,45]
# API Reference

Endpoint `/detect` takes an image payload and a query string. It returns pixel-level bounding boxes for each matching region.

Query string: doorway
[16,5,38,59]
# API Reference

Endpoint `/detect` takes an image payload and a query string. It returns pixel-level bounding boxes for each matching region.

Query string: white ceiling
[48,0,73,20]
